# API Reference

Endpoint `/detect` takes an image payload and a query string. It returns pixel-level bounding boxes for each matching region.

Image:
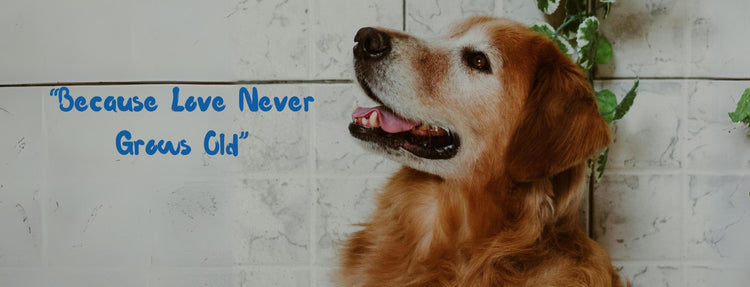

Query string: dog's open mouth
[349,106,460,160]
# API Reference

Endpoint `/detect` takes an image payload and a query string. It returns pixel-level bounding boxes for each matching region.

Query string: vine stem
[556,15,583,33]
[588,159,596,237]
[586,0,597,239]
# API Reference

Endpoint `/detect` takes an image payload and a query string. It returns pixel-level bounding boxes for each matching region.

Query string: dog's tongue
[353,106,418,133]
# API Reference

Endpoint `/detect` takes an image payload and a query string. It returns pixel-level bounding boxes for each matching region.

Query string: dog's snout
[354,27,391,59]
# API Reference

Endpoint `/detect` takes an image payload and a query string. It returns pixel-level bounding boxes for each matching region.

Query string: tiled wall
[1,0,748,286]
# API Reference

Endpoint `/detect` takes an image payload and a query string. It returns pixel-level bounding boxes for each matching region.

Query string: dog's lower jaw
[337,165,624,287]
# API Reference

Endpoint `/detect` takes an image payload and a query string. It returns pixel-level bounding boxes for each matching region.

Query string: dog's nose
[354,27,391,59]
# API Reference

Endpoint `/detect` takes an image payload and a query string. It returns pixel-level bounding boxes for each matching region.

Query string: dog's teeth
[369,112,379,127]
[418,124,429,130]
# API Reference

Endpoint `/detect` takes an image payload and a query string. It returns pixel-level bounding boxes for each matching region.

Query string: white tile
[312,0,402,79]
[0,0,309,84]
[230,0,310,80]
[685,264,750,287]
[0,88,42,180]
[0,89,43,267]
[313,84,400,175]
[593,175,682,260]
[596,80,683,169]
[687,81,750,170]
[686,176,750,260]
[151,178,310,266]
[597,0,689,77]
[315,177,386,266]
[315,267,337,287]
[0,181,41,267]
[689,0,750,78]
[129,0,236,82]
[151,268,309,287]
[231,85,313,175]
[406,0,544,36]
[45,180,151,266]
[0,268,42,287]
[44,268,148,287]
[0,0,142,84]
[613,263,680,287]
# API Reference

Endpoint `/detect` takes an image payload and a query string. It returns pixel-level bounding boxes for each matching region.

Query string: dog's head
[349,17,610,182]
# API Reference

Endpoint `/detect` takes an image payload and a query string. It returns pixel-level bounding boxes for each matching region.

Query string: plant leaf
[536,0,561,15]
[594,147,610,182]
[576,17,600,70]
[596,89,617,124]
[530,23,575,58]
[728,88,750,125]
[613,80,639,121]
[596,36,613,65]
[599,0,616,3]
[560,0,586,36]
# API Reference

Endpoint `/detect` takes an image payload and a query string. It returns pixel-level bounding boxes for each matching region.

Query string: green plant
[531,0,639,233]
[729,88,750,136]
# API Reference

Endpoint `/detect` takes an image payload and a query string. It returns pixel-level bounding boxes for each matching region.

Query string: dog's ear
[506,40,611,182]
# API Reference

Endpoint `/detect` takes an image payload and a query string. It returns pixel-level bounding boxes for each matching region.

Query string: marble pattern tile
[686,175,750,260]
[684,264,750,287]
[230,0,310,81]
[596,80,683,169]
[687,81,750,170]
[45,180,152,266]
[45,268,149,287]
[0,181,41,267]
[151,178,310,266]
[597,0,689,77]
[593,175,682,260]
[406,0,544,36]
[315,267,337,287]
[315,177,386,266]
[613,263,681,287]
[231,85,312,174]
[0,90,42,267]
[0,268,42,287]
[689,0,750,78]
[151,268,309,287]
[0,0,310,83]
[312,0,403,79]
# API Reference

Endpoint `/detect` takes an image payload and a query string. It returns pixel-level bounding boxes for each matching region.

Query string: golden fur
[339,17,624,287]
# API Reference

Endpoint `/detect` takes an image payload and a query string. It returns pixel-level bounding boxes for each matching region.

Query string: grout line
[680,78,690,286]
[307,0,318,285]
[595,76,750,81]
[39,85,49,277]
[603,168,750,176]
[612,259,750,267]
[0,79,354,88]
[149,265,313,271]
[6,77,750,88]
[680,6,694,286]
[402,0,407,32]
[308,84,319,286]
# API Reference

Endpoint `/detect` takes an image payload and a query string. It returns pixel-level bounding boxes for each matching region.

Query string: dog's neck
[381,164,587,261]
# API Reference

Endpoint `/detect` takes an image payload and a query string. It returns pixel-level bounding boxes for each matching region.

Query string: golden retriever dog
[340,16,624,287]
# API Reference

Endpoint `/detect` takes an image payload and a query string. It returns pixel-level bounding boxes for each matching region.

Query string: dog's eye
[464,51,491,73]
